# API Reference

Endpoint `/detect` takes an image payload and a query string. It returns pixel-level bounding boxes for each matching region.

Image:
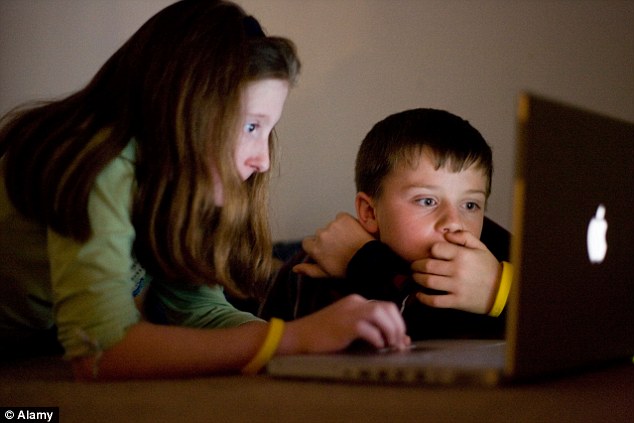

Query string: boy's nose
[436,204,463,233]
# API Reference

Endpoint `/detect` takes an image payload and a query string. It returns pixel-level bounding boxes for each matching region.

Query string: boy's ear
[355,192,379,236]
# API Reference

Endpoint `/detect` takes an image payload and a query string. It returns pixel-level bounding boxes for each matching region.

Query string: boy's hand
[410,231,501,314]
[293,212,374,279]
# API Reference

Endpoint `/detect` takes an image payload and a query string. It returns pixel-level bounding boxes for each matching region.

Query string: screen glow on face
[371,153,487,263]
[212,78,289,206]
[234,78,289,181]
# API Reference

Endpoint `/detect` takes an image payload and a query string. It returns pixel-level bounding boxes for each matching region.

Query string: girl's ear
[355,192,379,236]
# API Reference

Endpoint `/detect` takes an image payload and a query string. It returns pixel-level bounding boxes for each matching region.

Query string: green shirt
[0,141,260,359]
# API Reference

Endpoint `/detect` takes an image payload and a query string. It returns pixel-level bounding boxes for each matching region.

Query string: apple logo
[587,204,608,264]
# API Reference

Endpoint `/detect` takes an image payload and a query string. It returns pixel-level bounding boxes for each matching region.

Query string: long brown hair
[0,0,300,299]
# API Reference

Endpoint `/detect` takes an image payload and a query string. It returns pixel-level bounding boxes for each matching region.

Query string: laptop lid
[506,92,634,380]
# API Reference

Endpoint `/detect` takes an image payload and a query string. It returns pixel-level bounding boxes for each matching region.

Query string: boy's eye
[244,123,258,133]
[417,198,436,207]
[465,202,481,211]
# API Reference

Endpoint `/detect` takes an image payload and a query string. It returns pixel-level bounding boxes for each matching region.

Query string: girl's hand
[410,230,501,315]
[293,212,374,279]
[281,294,410,354]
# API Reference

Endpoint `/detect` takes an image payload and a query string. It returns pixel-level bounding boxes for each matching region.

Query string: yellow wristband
[241,318,285,375]
[488,261,513,317]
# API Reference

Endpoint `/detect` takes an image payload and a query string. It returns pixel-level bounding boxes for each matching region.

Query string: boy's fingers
[411,258,451,277]
[415,291,455,309]
[292,263,329,278]
[301,236,317,254]
[429,242,459,260]
[444,230,485,250]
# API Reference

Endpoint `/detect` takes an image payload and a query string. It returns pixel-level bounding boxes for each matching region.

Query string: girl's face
[367,151,487,263]
[214,78,289,205]
[235,78,289,180]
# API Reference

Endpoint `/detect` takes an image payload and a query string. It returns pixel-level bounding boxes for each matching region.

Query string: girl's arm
[73,294,410,381]
[72,320,269,380]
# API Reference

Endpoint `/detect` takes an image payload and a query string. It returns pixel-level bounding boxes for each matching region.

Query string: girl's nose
[248,140,270,173]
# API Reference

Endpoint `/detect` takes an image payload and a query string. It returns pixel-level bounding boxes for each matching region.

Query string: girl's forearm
[72,320,269,381]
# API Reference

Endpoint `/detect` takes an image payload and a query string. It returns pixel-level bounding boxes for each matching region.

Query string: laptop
[266,92,634,385]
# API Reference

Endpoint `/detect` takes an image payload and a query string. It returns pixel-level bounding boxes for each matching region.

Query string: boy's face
[359,151,488,263]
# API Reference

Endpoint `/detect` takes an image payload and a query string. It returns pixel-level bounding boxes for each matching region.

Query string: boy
[260,108,511,340]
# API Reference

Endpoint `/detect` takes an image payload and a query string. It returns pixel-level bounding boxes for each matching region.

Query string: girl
[0,0,408,380]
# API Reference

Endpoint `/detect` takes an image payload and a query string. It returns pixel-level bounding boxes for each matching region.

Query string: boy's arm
[294,213,512,316]
[293,213,414,305]
[345,240,414,304]
[294,212,373,279]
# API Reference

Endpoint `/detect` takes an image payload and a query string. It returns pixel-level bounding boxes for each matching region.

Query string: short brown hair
[355,108,493,200]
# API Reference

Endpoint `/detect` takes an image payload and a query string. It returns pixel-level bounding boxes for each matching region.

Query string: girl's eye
[244,123,258,133]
